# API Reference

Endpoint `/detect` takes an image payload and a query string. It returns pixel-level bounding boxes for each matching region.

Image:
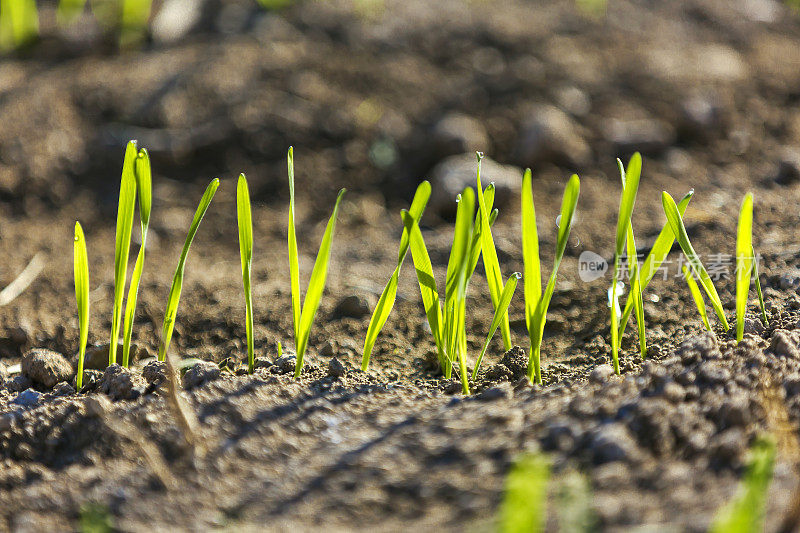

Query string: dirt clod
[182,361,221,389]
[98,364,143,401]
[333,295,373,319]
[21,348,73,389]
[328,357,346,379]
[11,389,42,408]
[589,364,615,383]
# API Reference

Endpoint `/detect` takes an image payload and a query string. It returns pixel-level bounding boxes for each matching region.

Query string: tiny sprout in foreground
[287,147,346,379]
[522,168,580,385]
[158,178,220,362]
[362,180,431,371]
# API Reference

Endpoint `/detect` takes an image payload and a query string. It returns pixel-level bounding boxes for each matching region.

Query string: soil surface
[3,0,800,531]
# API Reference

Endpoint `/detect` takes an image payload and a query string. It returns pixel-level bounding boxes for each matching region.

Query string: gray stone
[429,153,522,218]
[332,294,373,319]
[515,104,591,168]
[607,118,674,157]
[476,382,512,401]
[11,389,42,408]
[21,348,73,389]
[327,357,346,379]
[5,375,32,393]
[431,112,489,157]
[151,0,204,44]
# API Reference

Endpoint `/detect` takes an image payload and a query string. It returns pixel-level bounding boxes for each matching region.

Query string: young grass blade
[401,210,445,369]
[528,174,580,384]
[237,174,255,373]
[610,153,641,374]
[293,189,346,379]
[752,245,768,326]
[475,153,512,350]
[467,185,496,279]
[472,272,521,379]
[444,188,475,374]
[521,169,541,336]
[662,191,730,331]
[618,158,646,358]
[500,453,550,533]
[158,178,220,361]
[362,181,431,371]
[735,193,754,342]
[121,148,152,367]
[287,148,301,351]
[74,222,89,390]
[682,265,712,332]
[109,140,138,367]
[710,436,776,533]
[619,190,694,339]
[120,0,153,47]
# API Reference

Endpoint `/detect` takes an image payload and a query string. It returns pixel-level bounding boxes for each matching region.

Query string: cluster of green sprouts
[74,143,771,392]
[607,153,767,375]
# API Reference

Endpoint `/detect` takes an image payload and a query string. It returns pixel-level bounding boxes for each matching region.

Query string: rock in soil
[182,361,221,389]
[10,389,42,408]
[332,294,373,319]
[21,348,73,389]
[328,357,346,379]
[515,104,591,168]
[429,153,522,217]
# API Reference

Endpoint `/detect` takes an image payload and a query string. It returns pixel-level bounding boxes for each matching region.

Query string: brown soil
[3,0,800,531]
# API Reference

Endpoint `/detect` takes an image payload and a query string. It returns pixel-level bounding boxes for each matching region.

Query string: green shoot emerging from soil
[752,244,768,326]
[237,174,255,374]
[403,176,519,394]
[710,435,776,533]
[121,147,152,367]
[682,264,712,332]
[522,169,580,384]
[618,189,694,348]
[73,222,89,390]
[735,193,754,342]
[362,180,431,371]
[500,453,550,533]
[476,153,513,351]
[610,153,642,375]
[662,191,731,332]
[616,157,646,359]
[287,147,346,379]
[158,178,220,361]
[110,141,138,367]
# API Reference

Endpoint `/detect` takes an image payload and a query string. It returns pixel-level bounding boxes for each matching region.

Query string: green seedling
[475,153,513,351]
[403,183,518,394]
[522,169,580,384]
[710,435,776,533]
[158,178,220,361]
[682,265,712,332]
[237,174,255,374]
[617,158,646,359]
[500,453,550,533]
[73,222,90,390]
[609,153,642,375]
[276,340,283,358]
[110,141,138,367]
[752,244,768,326]
[617,189,694,346]
[0,0,38,51]
[735,193,754,342]
[362,180,431,371]
[121,147,152,367]
[287,147,346,379]
[662,191,730,332]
